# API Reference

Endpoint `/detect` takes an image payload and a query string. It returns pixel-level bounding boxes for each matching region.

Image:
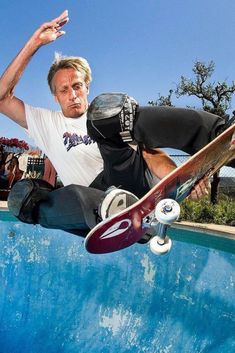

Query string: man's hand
[188,176,211,201]
[31,10,69,47]
[230,131,235,151]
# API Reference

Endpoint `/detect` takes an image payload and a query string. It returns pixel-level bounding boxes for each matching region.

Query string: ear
[54,95,59,103]
[86,85,90,95]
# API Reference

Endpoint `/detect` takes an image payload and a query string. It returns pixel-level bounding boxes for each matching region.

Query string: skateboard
[85,124,235,255]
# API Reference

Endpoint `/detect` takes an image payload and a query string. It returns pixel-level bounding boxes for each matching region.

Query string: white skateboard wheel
[155,199,180,225]
[149,235,172,255]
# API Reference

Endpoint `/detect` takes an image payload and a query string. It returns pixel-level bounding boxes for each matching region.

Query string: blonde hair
[47,53,92,93]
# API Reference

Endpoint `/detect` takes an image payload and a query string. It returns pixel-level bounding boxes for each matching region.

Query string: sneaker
[99,186,139,220]
[137,232,153,244]
[99,186,154,245]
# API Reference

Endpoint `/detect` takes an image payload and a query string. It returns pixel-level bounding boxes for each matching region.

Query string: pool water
[0,214,235,353]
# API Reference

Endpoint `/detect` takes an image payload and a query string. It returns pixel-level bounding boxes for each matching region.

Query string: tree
[176,60,235,118]
[176,61,235,204]
[148,89,174,107]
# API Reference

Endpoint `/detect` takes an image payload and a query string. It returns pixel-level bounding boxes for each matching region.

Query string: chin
[66,109,86,119]
[71,113,82,119]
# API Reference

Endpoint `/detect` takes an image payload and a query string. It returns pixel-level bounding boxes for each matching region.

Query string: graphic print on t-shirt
[63,132,95,151]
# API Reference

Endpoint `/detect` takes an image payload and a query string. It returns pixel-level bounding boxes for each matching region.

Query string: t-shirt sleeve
[25,104,53,151]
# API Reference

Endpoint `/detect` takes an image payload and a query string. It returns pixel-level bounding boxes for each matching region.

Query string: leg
[96,141,151,198]
[133,106,225,155]
[38,184,105,232]
[87,93,225,156]
[87,95,153,197]
[8,179,105,236]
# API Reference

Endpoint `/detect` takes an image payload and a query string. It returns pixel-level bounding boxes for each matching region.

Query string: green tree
[176,60,235,117]
[176,61,235,204]
[148,89,174,107]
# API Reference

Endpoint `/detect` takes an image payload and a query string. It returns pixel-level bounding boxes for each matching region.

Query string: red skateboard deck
[85,124,235,254]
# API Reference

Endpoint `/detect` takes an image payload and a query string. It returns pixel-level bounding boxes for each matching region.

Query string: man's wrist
[24,38,42,54]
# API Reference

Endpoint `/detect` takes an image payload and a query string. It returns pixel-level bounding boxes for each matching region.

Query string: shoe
[99,186,139,220]
[99,186,154,245]
[137,232,153,244]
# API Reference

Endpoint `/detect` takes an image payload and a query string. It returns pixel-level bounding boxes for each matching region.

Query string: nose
[69,88,77,100]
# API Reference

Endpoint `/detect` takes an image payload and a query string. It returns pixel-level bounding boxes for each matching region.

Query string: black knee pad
[8,179,54,224]
[87,93,138,143]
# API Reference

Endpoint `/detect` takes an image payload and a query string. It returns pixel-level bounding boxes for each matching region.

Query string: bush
[180,194,235,226]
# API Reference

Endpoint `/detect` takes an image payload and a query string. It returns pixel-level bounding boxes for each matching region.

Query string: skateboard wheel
[155,199,180,225]
[149,235,172,255]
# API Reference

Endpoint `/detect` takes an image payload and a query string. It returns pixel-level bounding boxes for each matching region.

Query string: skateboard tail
[85,211,147,253]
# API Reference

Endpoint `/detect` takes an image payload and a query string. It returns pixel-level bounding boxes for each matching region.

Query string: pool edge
[1,201,234,239]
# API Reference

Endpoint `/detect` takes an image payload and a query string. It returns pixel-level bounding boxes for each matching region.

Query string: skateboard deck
[85,124,235,254]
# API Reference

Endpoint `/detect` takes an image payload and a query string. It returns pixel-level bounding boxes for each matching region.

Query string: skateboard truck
[149,199,180,255]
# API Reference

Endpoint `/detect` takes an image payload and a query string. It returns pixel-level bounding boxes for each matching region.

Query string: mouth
[69,103,81,109]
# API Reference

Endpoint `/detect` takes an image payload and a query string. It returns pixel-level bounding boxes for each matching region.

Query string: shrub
[180,194,235,226]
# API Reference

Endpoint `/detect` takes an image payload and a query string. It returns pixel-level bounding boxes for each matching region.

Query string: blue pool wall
[0,216,235,353]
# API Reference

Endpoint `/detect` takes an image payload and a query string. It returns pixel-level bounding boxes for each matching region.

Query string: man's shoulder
[25,103,64,121]
[25,103,59,114]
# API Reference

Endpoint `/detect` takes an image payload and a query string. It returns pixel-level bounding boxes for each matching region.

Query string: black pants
[8,181,105,237]
[37,184,104,234]
[133,106,224,154]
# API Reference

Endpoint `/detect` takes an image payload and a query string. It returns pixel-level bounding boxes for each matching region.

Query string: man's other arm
[142,147,210,201]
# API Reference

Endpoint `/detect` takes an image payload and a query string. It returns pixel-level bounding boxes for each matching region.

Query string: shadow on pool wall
[0,220,234,353]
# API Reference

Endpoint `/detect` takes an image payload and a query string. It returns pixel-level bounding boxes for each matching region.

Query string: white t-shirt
[25,104,103,187]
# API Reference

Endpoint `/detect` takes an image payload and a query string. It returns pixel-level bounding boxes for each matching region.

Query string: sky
[1,0,235,147]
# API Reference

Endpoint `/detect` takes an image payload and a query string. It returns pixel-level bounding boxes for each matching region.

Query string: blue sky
[1,0,235,145]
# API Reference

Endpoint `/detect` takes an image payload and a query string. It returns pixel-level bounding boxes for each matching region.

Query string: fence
[170,154,235,195]
[24,157,45,179]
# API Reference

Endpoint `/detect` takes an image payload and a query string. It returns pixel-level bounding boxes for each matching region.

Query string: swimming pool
[0,211,235,353]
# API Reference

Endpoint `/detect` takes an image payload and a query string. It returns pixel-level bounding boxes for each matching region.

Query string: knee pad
[8,179,54,224]
[87,93,138,143]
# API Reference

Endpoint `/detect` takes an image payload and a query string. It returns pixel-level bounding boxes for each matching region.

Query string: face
[53,68,89,118]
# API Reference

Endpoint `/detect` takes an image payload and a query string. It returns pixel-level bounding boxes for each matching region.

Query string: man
[0,10,228,236]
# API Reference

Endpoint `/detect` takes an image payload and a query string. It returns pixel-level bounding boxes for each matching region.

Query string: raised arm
[0,10,69,128]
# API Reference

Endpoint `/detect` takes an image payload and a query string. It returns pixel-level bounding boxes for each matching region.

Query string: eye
[60,88,68,94]
[73,83,83,90]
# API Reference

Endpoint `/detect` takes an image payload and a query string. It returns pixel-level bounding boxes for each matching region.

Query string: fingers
[56,31,66,39]
[188,177,211,202]
[229,131,235,151]
[37,10,69,43]
[54,10,69,28]
[41,10,69,32]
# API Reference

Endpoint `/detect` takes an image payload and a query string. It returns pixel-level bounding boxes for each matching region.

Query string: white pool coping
[0,201,234,238]
[174,221,235,239]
